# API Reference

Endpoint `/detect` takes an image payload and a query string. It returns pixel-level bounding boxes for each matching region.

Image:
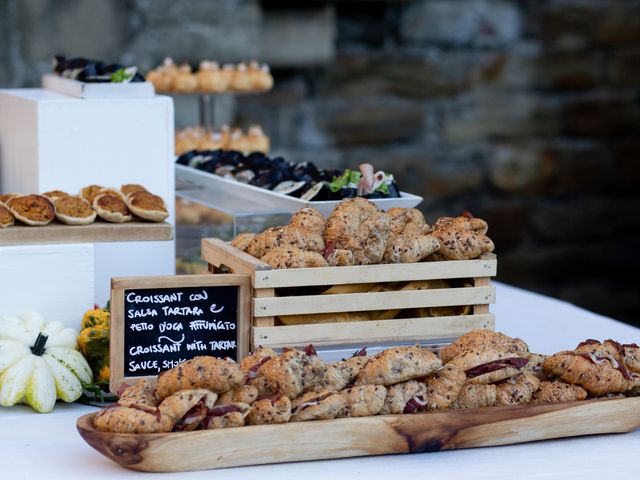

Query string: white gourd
[0,312,92,413]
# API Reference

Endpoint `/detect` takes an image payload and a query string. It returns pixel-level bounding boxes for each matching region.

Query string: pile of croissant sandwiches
[231,198,495,269]
[93,330,640,434]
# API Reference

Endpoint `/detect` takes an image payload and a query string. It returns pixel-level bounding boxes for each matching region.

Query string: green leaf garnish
[110,68,133,83]
[330,170,361,192]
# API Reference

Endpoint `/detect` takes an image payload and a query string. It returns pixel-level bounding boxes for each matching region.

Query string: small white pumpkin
[0,312,92,413]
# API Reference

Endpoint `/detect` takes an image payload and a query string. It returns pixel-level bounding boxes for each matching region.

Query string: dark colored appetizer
[52,55,145,83]
[176,149,401,201]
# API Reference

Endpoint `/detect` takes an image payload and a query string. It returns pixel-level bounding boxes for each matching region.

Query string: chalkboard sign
[110,274,250,394]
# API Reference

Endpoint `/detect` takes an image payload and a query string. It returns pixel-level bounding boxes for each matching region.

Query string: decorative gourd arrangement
[0,311,92,413]
[78,305,110,384]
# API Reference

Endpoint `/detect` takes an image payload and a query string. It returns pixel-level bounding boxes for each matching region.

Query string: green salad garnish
[330,169,362,192]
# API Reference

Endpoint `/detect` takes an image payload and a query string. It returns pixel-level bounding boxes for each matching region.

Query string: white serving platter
[42,74,155,99]
[175,164,423,216]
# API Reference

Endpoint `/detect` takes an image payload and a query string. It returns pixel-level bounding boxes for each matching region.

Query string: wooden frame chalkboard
[109,274,250,394]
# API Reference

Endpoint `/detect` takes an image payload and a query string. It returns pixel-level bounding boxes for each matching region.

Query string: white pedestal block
[0,88,177,310]
[0,244,94,329]
[0,89,175,219]
[93,240,175,307]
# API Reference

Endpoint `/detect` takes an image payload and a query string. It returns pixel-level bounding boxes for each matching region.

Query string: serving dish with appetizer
[77,329,640,472]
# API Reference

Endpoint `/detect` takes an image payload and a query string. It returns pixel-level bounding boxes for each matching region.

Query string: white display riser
[0,88,177,317]
[0,88,175,220]
[93,240,175,307]
[0,243,94,329]
[0,240,175,330]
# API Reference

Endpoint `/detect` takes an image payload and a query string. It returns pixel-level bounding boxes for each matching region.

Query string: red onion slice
[293,401,319,415]
[244,356,272,383]
[353,347,367,357]
[464,357,529,379]
[207,404,243,417]
[573,352,633,380]
[576,339,600,349]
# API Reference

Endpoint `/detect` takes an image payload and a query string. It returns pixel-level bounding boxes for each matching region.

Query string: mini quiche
[54,195,96,225]
[97,187,126,200]
[93,193,132,223]
[0,203,15,228]
[43,190,69,200]
[6,194,55,226]
[127,191,169,222]
[80,185,105,204]
[0,193,21,205]
[121,184,147,198]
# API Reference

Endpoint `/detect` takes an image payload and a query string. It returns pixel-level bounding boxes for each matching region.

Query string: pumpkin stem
[30,333,49,356]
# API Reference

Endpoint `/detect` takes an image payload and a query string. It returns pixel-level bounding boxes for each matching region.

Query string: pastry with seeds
[380,380,428,414]
[246,396,292,425]
[533,381,588,403]
[291,390,346,422]
[202,403,251,429]
[156,356,244,399]
[424,364,467,410]
[341,385,387,417]
[356,345,441,386]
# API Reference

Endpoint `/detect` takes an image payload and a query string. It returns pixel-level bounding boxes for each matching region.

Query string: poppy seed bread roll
[155,356,243,400]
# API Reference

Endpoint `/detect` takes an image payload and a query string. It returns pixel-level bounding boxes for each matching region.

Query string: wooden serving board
[0,220,173,246]
[77,397,640,472]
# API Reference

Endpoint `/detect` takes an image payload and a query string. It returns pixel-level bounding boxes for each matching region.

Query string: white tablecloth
[1,283,638,479]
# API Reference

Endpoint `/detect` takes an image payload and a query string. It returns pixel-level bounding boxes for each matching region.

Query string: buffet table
[1,282,638,479]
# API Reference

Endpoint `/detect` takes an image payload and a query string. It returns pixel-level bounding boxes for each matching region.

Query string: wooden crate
[202,238,497,350]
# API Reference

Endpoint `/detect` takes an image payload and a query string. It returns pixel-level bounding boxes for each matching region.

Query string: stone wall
[1,0,639,325]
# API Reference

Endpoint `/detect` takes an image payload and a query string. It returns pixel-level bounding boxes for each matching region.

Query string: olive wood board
[0,220,173,246]
[77,396,640,473]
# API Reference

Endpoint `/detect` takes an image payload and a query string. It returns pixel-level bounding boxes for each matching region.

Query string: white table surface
[1,282,638,479]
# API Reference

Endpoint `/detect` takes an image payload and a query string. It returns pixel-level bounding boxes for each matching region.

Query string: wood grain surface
[0,220,173,245]
[77,396,640,473]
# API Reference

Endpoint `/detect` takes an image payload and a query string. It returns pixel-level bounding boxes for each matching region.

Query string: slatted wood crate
[202,238,497,350]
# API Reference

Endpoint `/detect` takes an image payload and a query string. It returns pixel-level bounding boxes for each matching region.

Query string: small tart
[127,191,169,222]
[80,185,104,204]
[0,203,15,228]
[0,193,21,205]
[54,195,96,226]
[42,190,68,200]
[98,187,126,200]
[121,184,147,198]
[93,194,132,223]
[6,194,55,226]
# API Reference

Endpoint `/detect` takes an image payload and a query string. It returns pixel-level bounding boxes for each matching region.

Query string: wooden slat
[254,286,495,317]
[253,288,275,327]
[253,254,497,288]
[252,314,494,348]
[201,238,270,274]
[77,397,640,472]
[473,277,491,315]
[0,220,173,246]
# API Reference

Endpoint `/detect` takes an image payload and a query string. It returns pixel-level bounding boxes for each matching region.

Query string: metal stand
[196,93,237,131]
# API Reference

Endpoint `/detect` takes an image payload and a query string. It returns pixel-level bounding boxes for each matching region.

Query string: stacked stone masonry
[1,0,639,325]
